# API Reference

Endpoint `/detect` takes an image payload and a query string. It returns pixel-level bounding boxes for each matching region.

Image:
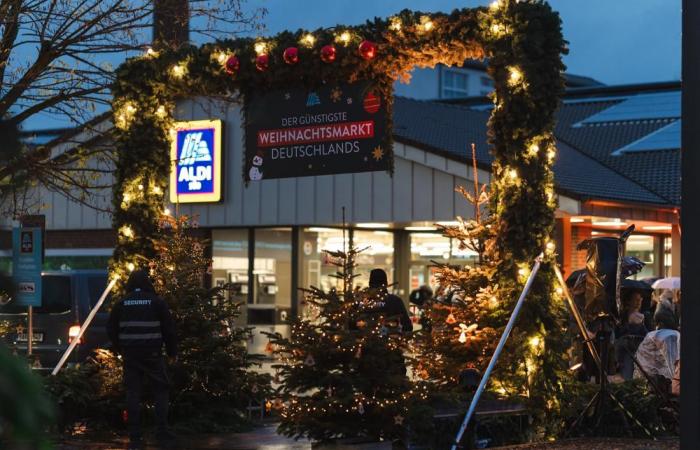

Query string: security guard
[107,269,177,449]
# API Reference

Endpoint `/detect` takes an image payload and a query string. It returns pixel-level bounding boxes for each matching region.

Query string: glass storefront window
[625,234,655,279]
[409,232,478,292]
[352,230,394,288]
[212,229,249,309]
[253,228,292,309]
[300,228,348,294]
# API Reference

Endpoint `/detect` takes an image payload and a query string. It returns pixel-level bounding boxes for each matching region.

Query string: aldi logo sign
[169,120,223,203]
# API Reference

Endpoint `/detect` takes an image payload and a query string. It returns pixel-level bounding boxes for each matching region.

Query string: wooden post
[153,0,189,50]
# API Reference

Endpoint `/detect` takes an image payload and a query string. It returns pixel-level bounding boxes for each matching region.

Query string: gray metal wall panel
[315,175,334,224]
[371,171,393,222]
[296,177,316,224]
[412,164,433,220]
[333,174,353,223]
[260,179,279,225]
[392,158,413,222]
[352,172,373,222]
[433,170,455,221]
[242,180,261,225]
[277,178,297,224]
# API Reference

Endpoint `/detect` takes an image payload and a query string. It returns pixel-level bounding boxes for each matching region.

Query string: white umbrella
[652,277,681,290]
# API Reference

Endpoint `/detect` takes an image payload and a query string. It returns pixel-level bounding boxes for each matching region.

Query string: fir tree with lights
[266,246,429,444]
[149,214,271,430]
[415,145,500,394]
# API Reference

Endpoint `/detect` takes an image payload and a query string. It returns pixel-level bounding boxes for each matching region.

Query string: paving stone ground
[55,426,679,450]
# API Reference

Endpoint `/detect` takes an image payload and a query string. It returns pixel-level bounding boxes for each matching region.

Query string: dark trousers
[123,353,170,439]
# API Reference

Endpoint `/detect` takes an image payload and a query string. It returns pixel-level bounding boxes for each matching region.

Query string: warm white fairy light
[254,41,268,55]
[528,142,540,156]
[389,17,402,32]
[546,241,555,252]
[420,15,435,32]
[171,63,186,78]
[508,66,523,86]
[529,335,541,349]
[152,185,163,195]
[301,33,316,47]
[336,31,352,45]
[156,105,167,119]
[144,47,158,58]
[163,207,171,216]
[508,168,518,181]
[490,0,501,10]
[547,147,557,162]
[491,23,505,35]
[127,262,135,272]
[120,225,135,238]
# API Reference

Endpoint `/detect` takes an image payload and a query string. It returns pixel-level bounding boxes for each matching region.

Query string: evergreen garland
[111,0,568,429]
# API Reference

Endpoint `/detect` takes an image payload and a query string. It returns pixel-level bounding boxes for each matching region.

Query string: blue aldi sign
[169,119,223,203]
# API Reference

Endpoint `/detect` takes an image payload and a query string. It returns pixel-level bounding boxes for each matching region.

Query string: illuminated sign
[169,119,223,203]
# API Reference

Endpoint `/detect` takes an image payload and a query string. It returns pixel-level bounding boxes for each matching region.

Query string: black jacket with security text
[107,270,177,358]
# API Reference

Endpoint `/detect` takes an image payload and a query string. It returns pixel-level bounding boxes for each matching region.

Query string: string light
[171,63,186,78]
[127,262,135,272]
[546,241,555,252]
[529,336,541,349]
[144,47,158,58]
[336,31,352,45]
[420,15,434,32]
[389,17,402,32]
[547,147,557,162]
[508,66,523,86]
[120,225,134,238]
[254,41,268,55]
[301,33,316,47]
[508,168,518,181]
[490,0,501,10]
[490,23,505,35]
[156,105,167,119]
[528,143,540,156]
[163,207,171,216]
[152,185,163,195]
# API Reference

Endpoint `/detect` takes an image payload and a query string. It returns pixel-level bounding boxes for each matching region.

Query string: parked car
[0,270,112,370]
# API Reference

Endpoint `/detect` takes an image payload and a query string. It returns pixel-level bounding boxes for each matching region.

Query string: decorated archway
[111,0,566,416]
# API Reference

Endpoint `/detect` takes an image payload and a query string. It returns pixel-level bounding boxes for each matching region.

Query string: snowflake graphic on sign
[179,132,212,166]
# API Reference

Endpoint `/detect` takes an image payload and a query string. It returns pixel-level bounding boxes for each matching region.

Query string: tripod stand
[553,266,653,438]
[566,317,653,438]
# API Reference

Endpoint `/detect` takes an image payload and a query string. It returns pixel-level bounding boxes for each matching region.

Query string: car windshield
[0,275,72,314]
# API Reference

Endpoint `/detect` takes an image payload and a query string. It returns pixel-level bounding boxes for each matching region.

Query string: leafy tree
[0,0,265,216]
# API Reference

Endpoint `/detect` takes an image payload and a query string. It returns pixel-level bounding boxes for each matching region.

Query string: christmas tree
[415,145,500,393]
[267,246,429,444]
[416,144,568,428]
[149,214,271,430]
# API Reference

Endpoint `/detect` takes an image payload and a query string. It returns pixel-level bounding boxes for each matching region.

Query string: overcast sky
[252,0,681,85]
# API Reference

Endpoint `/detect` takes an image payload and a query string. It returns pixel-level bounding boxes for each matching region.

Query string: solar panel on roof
[613,119,681,155]
[575,91,680,125]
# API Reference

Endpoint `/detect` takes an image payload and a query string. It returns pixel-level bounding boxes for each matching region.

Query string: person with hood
[366,268,413,333]
[107,269,177,449]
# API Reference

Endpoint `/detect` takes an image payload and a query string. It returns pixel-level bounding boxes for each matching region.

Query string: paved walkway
[56,424,311,450]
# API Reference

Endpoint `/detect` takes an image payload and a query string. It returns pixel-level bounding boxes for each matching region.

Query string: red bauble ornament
[320,45,336,63]
[255,54,269,71]
[363,91,381,114]
[358,40,377,60]
[283,47,299,65]
[225,55,240,75]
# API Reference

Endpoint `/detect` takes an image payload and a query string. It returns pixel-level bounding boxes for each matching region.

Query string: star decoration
[372,146,384,161]
[346,97,353,104]
[331,87,342,102]
[364,156,368,162]
[284,92,291,100]
[394,414,404,425]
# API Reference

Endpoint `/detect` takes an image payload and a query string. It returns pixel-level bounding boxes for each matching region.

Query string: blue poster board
[12,227,42,307]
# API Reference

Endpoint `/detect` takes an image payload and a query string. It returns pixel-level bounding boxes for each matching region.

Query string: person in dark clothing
[367,268,413,333]
[107,269,177,449]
